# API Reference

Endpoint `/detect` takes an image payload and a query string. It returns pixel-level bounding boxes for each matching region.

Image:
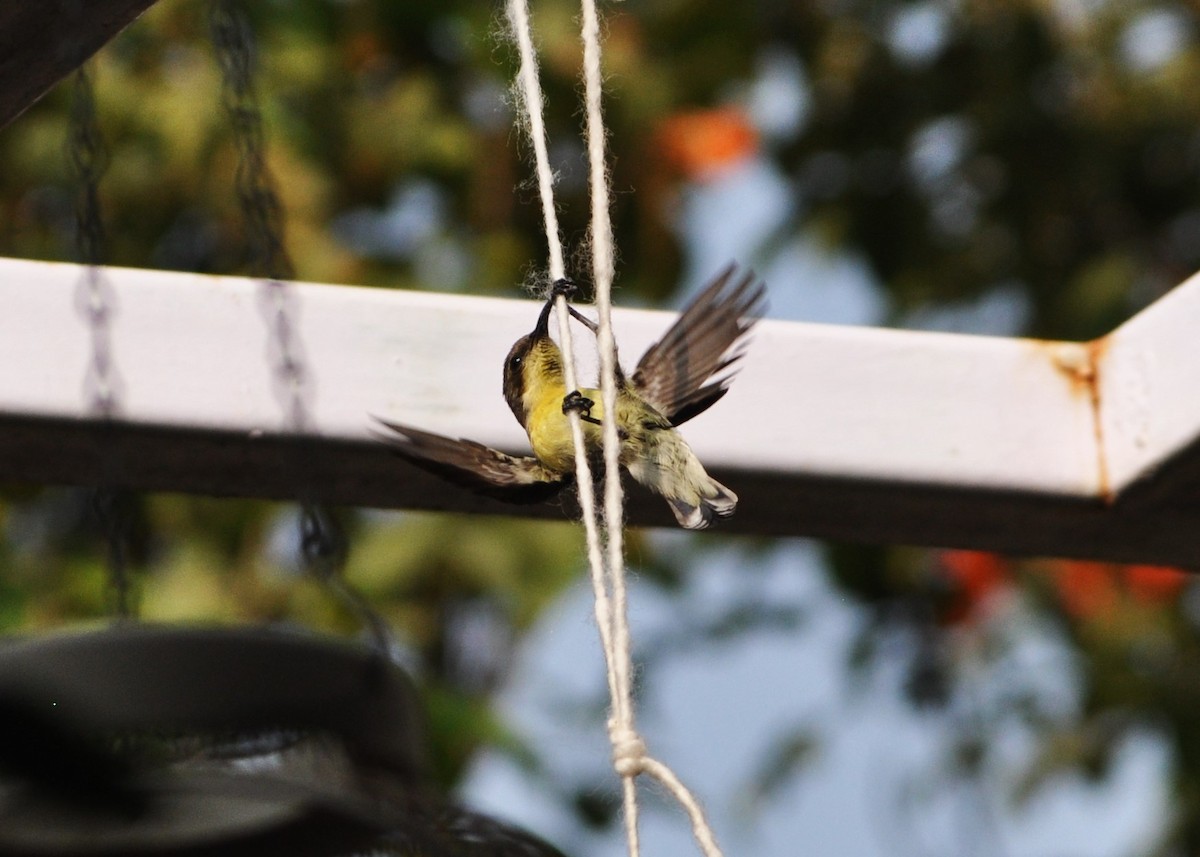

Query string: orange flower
[938,550,1009,625]
[1053,561,1120,619]
[1122,564,1189,603]
[656,108,758,180]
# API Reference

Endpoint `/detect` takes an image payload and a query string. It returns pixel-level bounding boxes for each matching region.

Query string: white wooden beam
[1096,270,1200,505]
[1,256,1198,565]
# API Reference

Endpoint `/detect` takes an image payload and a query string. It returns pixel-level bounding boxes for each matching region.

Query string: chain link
[209,0,292,284]
[209,0,389,648]
[300,504,393,647]
[68,67,121,420]
[67,66,133,619]
[91,486,135,618]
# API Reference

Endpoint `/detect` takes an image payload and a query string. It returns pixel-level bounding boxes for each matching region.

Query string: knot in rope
[608,719,648,778]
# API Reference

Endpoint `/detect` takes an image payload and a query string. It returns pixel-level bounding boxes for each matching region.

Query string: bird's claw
[562,389,593,416]
[551,277,578,300]
[548,277,599,334]
[562,390,602,425]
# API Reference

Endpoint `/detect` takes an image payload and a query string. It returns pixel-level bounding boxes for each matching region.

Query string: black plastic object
[0,769,390,857]
[0,625,423,856]
[0,625,423,775]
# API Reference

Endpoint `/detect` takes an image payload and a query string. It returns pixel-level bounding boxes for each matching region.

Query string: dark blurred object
[0,626,568,856]
[0,1,161,130]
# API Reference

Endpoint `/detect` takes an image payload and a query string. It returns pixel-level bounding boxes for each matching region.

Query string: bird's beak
[533,294,555,338]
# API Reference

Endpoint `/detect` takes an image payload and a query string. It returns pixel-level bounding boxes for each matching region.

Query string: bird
[374,264,765,529]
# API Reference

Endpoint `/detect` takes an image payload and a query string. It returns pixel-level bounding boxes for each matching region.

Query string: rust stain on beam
[1085,337,1113,505]
[0,0,160,130]
[1045,338,1113,504]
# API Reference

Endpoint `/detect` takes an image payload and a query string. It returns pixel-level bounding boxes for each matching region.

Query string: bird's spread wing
[630,263,766,426]
[372,418,571,504]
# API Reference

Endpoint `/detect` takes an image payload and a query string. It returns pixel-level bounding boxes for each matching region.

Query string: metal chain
[67,65,134,619]
[300,504,393,648]
[68,67,120,419]
[208,0,307,430]
[209,0,390,649]
[208,0,290,282]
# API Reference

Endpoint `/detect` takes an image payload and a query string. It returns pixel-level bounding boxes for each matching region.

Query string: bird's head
[503,297,564,426]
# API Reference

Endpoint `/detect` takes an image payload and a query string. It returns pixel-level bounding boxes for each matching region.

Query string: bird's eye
[509,355,523,370]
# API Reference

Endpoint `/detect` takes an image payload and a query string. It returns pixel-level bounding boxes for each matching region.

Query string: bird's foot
[568,306,598,334]
[549,277,599,334]
[564,304,597,336]
[562,390,602,425]
[562,389,593,415]
[551,277,577,300]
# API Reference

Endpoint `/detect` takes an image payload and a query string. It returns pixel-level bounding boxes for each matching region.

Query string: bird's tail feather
[668,478,737,530]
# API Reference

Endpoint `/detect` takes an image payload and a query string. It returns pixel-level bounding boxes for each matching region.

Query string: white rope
[506,2,725,856]
[504,0,617,717]
[577,0,642,850]
[504,0,566,282]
